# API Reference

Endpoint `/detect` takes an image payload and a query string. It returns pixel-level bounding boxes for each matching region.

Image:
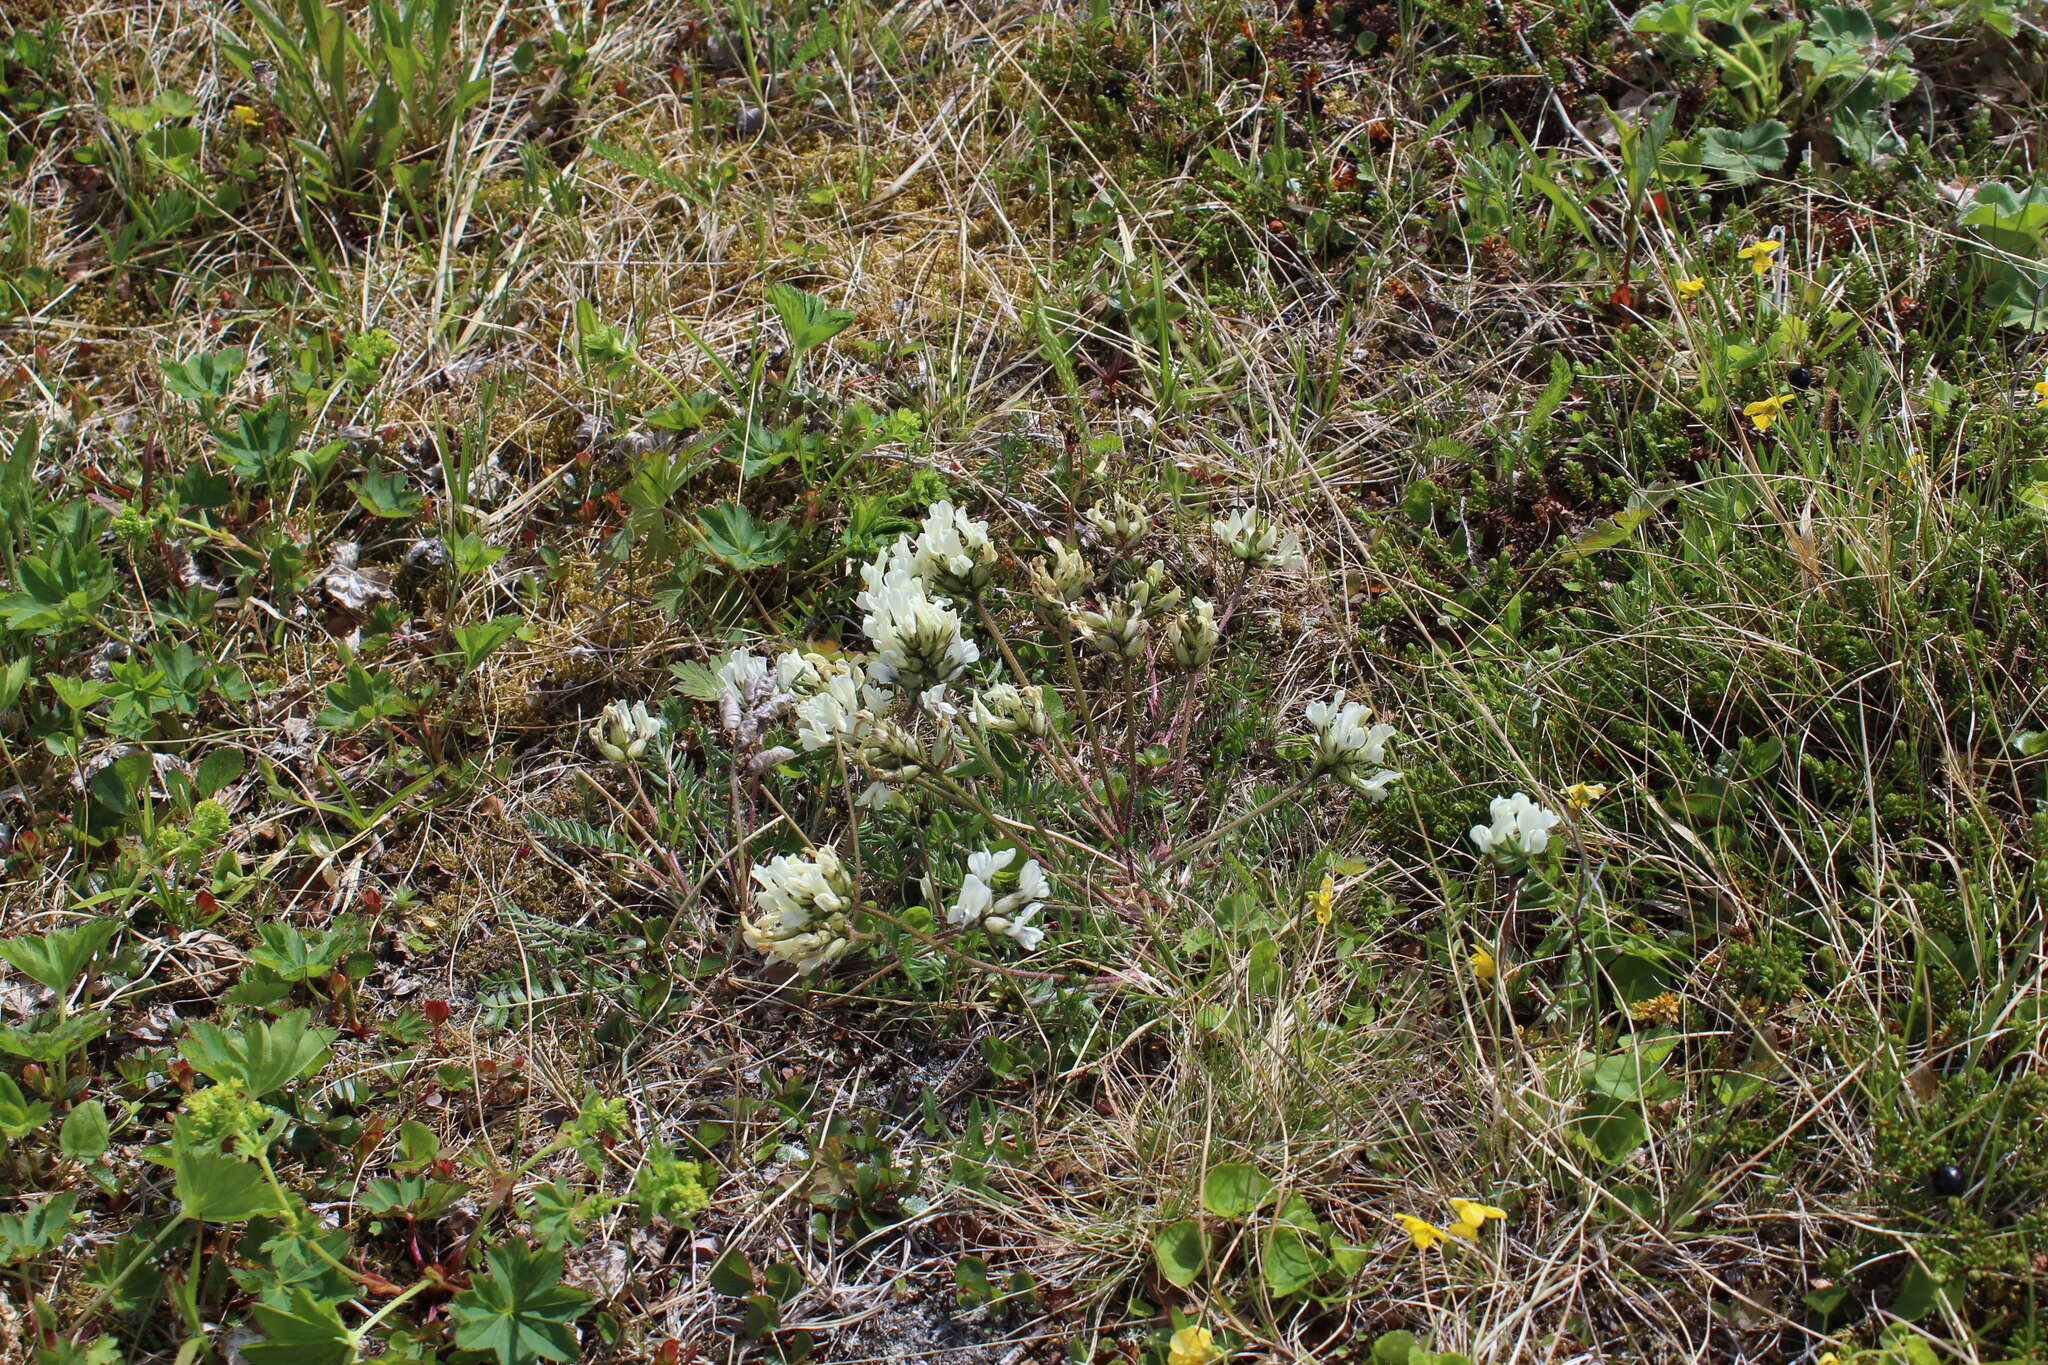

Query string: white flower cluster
[1469,792,1561,862]
[1165,597,1218,669]
[971,682,1051,738]
[857,540,979,694]
[1211,507,1305,572]
[744,845,856,974]
[1303,696,1401,799]
[588,699,663,763]
[908,500,997,595]
[947,848,1050,950]
[1085,494,1150,553]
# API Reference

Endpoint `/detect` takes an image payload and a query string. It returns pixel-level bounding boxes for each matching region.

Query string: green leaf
[1556,505,1657,563]
[318,660,415,730]
[765,283,856,357]
[355,469,423,518]
[694,502,791,572]
[0,918,120,996]
[173,1147,285,1222]
[708,1246,756,1296]
[0,1192,79,1261]
[179,1011,336,1098]
[1373,1330,1424,1364]
[194,748,247,798]
[1260,1224,1329,1296]
[1960,182,2048,239]
[59,1100,111,1162]
[246,921,363,983]
[1200,1162,1273,1219]
[242,1288,357,1365]
[160,348,246,406]
[0,656,31,713]
[669,661,726,702]
[449,1245,591,1365]
[1151,1219,1206,1288]
[451,616,528,671]
[1699,121,1790,185]
[1585,1035,1680,1101]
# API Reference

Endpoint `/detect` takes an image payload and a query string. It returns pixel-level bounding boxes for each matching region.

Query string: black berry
[1929,1164,1967,1198]
[1788,365,1813,390]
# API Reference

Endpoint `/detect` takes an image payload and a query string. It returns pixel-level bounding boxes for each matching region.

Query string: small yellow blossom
[1448,1198,1509,1229]
[1395,1214,1448,1250]
[1469,946,1496,982]
[2032,379,2048,409]
[1743,394,1796,432]
[1309,872,1334,927]
[1562,781,1608,809]
[1629,991,1682,1025]
[1168,1325,1220,1365]
[230,105,261,127]
[1738,239,1781,275]
[1675,276,1705,299]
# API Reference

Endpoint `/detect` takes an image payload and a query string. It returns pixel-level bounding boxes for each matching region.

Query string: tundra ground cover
[3,0,2048,1361]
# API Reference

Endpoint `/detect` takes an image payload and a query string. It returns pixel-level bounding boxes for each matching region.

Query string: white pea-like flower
[1085,494,1150,553]
[1302,695,1401,800]
[1166,597,1219,669]
[863,578,979,692]
[588,699,663,762]
[743,846,856,974]
[794,663,891,751]
[971,682,1050,738]
[775,648,847,697]
[1071,599,1148,659]
[947,848,1051,950]
[1469,792,1562,862]
[1129,561,1183,620]
[1030,538,1092,605]
[715,647,794,742]
[1212,507,1303,571]
[910,501,998,595]
[716,648,771,704]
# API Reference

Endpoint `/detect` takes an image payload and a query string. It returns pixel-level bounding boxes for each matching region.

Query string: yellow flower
[230,104,261,127]
[1562,781,1608,809]
[1743,394,1796,431]
[1309,872,1334,927]
[1738,239,1781,275]
[2032,379,2048,408]
[1168,1325,1220,1365]
[1448,1198,1509,1229]
[1675,276,1705,299]
[1395,1214,1447,1250]
[1629,991,1682,1025]
[1469,946,1496,982]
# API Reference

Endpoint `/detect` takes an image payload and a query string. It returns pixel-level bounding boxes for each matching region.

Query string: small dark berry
[1788,365,1812,390]
[1929,1164,1967,1198]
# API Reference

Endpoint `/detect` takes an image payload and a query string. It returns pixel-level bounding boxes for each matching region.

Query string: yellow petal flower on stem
[1443,1219,1482,1240]
[1310,872,1334,926]
[1168,1325,1219,1365]
[1395,1214,1446,1250]
[1743,394,1796,431]
[1469,946,1496,982]
[1563,781,1608,809]
[1449,1198,1509,1228]
[2033,379,2048,409]
[231,104,261,127]
[1738,239,1781,275]
[1675,276,1705,299]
